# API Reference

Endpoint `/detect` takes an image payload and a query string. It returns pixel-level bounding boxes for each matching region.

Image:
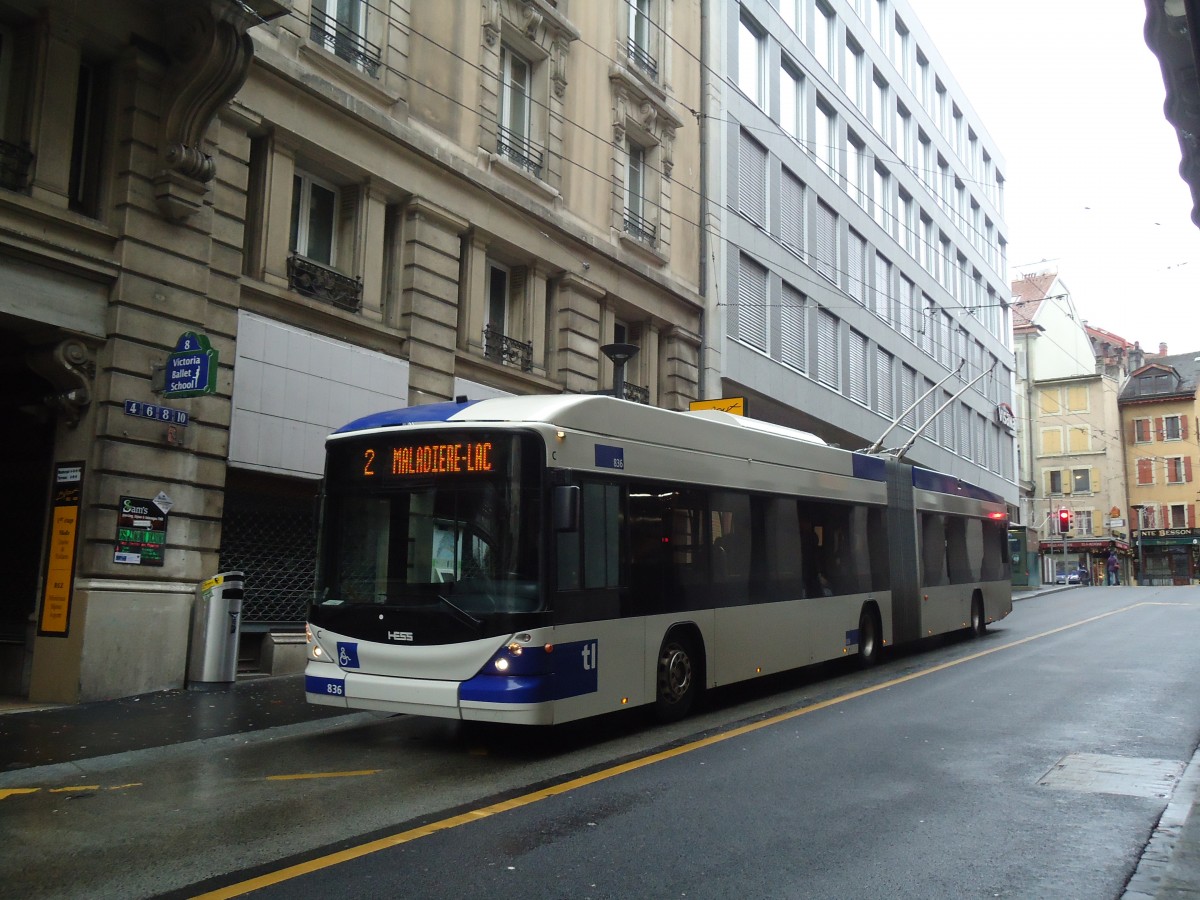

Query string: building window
[815,200,838,283]
[817,307,840,389]
[1040,427,1063,456]
[847,229,866,304]
[1067,425,1090,453]
[1169,504,1191,528]
[780,62,804,143]
[735,254,768,351]
[873,164,891,230]
[815,4,835,75]
[1075,509,1093,535]
[738,130,767,227]
[1046,469,1063,495]
[69,61,108,216]
[497,45,543,177]
[624,140,655,243]
[288,170,363,311]
[781,283,806,371]
[738,14,765,108]
[628,0,657,79]
[1166,456,1192,484]
[871,73,889,140]
[310,0,381,76]
[849,330,868,405]
[780,167,806,258]
[1137,457,1155,486]
[1072,468,1092,494]
[1133,418,1152,443]
[817,98,838,177]
[781,0,803,38]
[484,261,533,371]
[845,41,863,110]
[847,135,866,208]
[1163,414,1185,441]
[290,171,339,266]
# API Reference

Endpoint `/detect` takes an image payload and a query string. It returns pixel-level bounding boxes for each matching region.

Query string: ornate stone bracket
[27,339,96,428]
[154,0,287,220]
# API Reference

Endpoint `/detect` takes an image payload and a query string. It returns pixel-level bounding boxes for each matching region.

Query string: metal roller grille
[219,494,316,626]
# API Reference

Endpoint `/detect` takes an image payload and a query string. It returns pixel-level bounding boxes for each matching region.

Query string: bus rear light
[506,642,523,655]
[544,644,554,653]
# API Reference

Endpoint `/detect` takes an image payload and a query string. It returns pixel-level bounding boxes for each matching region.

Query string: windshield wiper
[436,593,481,630]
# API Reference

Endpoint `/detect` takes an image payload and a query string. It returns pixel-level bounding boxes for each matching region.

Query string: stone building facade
[1,0,703,703]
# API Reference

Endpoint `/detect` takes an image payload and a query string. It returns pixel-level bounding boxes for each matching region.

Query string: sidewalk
[0,674,349,773]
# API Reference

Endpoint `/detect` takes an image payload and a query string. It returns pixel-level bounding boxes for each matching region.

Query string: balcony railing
[310,8,382,76]
[287,255,363,312]
[483,323,533,372]
[627,37,658,79]
[623,207,657,245]
[622,382,650,404]
[0,139,34,192]
[496,125,544,179]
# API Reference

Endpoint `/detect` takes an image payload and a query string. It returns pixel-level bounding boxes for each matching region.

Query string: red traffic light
[1057,508,1071,533]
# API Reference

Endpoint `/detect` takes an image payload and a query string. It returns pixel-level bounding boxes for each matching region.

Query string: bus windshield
[317,432,543,616]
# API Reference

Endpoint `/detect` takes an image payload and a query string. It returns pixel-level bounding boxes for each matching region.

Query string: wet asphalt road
[2,586,1198,899]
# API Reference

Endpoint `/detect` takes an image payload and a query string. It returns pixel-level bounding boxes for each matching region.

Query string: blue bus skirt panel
[460,638,600,704]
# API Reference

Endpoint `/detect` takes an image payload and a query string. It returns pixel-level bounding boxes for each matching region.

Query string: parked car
[1066,568,1091,585]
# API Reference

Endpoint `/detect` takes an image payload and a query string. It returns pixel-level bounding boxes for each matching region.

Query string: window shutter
[1183,416,1190,440]
[781,284,806,371]
[849,330,868,404]
[1137,457,1154,485]
[1186,456,1194,483]
[781,169,806,257]
[736,255,768,350]
[817,307,839,388]
[1155,417,1164,440]
[739,131,768,227]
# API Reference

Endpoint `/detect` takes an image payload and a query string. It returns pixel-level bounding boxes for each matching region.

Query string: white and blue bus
[305,394,1012,725]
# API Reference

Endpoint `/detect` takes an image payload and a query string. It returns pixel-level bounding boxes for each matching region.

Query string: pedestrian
[1106,551,1119,586]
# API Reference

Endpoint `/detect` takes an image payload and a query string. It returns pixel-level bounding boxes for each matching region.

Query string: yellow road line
[0,789,39,801]
[49,786,99,793]
[194,601,1153,899]
[266,770,381,781]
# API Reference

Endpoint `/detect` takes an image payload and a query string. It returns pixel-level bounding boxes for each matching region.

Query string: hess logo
[387,631,414,642]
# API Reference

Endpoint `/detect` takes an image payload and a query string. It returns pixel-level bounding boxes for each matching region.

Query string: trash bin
[188,571,244,689]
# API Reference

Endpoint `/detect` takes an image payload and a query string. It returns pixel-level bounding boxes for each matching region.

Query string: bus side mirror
[553,485,579,532]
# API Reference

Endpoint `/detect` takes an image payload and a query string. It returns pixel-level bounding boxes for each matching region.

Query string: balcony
[287,255,363,312]
[622,382,650,404]
[623,208,657,245]
[483,323,533,372]
[0,139,34,192]
[310,8,382,76]
[627,37,658,80]
[495,125,544,180]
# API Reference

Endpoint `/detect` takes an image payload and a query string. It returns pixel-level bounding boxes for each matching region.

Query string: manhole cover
[1038,753,1184,800]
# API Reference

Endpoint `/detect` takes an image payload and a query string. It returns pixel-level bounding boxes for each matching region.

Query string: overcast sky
[909,0,1200,357]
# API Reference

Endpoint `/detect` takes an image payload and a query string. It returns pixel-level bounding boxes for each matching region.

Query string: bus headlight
[494,657,510,672]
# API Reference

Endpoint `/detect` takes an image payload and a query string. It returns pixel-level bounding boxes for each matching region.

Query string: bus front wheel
[655,634,699,722]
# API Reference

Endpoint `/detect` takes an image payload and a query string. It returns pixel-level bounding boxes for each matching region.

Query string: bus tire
[857,606,880,668]
[655,632,700,722]
[970,593,987,637]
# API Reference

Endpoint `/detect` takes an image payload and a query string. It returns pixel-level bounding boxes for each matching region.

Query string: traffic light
[1057,508,1071,534]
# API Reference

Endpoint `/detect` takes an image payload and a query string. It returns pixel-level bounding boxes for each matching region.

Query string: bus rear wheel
[655,634,699,722]
[858,608,880,668]
[970,594,987,637]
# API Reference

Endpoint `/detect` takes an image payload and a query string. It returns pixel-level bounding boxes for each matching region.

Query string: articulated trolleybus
[305,394,1012,725]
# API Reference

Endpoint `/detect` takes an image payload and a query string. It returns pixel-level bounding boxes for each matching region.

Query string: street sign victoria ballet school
[162,331,218,398]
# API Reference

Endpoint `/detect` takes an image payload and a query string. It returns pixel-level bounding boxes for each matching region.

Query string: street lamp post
[1131,505,1145,586]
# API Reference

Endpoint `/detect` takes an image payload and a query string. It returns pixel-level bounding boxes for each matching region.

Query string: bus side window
[711,491,751,589]
[920,513,947,586]
[765,498,804,598]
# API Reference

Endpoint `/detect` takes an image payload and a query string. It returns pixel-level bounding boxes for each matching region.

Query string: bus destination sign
[359,441,495,479]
